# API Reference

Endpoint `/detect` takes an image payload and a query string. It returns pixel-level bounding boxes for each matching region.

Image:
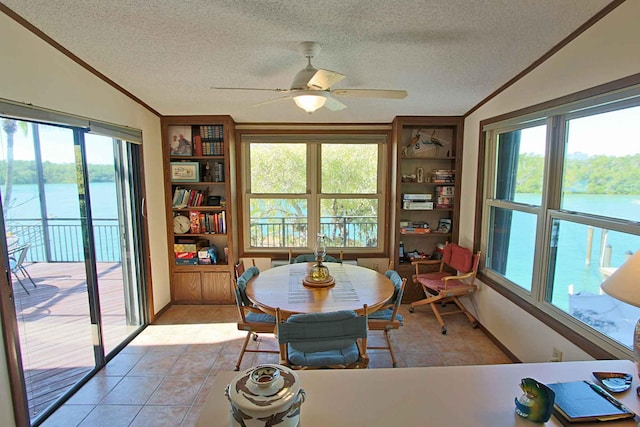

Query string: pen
[584,380,630,412]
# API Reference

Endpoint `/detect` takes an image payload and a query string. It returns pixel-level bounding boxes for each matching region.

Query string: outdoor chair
[367,270,406,367]
[409,243,481,334]
[276,305,369,369]
[9,243,36,295]
[233,265,278,370]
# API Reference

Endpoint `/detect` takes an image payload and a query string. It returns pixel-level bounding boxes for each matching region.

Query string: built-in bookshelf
[391,116,463,302]
[162,116,235,304]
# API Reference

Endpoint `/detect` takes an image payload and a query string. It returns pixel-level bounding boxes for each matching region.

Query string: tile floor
[41,304,514,427]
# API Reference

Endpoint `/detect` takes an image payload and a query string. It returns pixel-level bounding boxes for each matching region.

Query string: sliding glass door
[0,117,147,424]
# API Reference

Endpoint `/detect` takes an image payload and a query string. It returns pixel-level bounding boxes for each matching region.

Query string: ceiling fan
[213,42,408,114]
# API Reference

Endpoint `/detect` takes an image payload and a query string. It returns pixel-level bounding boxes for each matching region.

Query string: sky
[0,121,115,165]
[519,105,640,157]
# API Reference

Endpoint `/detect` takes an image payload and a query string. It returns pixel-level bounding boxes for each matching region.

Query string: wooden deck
[10,261,139,418]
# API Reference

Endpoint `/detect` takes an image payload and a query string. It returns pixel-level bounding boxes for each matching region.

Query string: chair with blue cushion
[289,249,344,264]
[276,305,369,369]
[233,265,278,370]
[367,270,406,367]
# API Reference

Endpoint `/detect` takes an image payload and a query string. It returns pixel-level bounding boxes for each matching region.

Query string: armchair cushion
[245,311,276,323]
[287,343,360,367]
[291,253,342,264]
[368,308,403,325]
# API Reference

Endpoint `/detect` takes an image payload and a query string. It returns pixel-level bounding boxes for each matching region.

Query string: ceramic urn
[225,364,305,427]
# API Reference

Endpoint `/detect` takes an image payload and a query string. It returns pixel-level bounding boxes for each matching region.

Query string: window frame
[478,82,640,360]
[239,131,389,255]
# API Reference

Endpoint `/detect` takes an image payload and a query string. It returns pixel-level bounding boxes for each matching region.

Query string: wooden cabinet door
[202,271,233,303]
[173,272,202,302]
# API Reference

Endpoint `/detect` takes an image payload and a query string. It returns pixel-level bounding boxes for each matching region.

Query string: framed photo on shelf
[170,162,200,182]
[437,218,452,233]
[169,125,193,156]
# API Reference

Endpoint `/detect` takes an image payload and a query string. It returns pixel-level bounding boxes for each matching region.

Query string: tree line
[516,153,640,194]
[0,160,115,184]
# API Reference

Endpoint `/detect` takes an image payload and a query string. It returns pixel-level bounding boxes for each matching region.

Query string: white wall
[461,0,640,363]
[0,11,171,425]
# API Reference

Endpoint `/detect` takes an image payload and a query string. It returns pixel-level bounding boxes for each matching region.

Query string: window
[482,89,640,356]
[241,134,387,253]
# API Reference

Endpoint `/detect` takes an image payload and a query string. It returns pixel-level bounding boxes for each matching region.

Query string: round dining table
[245,262,395,316]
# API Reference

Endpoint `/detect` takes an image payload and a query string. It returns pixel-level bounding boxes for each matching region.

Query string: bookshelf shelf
[162,115,236,304]
[392,116,463,303]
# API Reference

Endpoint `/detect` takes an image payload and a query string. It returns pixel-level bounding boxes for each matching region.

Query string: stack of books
[199,125,224,155]
[402,193,434,210]
[187,210,227,234]
[435,185,454,208]
[400,221,430,234]
[432,169,455,184]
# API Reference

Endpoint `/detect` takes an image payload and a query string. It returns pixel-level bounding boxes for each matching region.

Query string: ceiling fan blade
[331,89,407,99]
[212,87,290,93]
[324,95,347,111]
[307,69,346,90]
[249,96,291,108]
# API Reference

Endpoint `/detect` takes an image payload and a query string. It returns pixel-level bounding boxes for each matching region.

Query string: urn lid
[227,364,301,413]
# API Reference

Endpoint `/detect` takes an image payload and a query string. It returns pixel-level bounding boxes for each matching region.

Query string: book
[546,380,635,423]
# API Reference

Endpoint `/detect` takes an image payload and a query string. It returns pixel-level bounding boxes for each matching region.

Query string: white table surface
[197,360,640,427]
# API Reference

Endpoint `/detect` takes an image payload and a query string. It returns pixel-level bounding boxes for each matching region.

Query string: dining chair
[409,242,481,334]
[233,265,278,370]
[276,305,369,369]
[9,243,37,295]
[289,249,344,264]
[367,270,406,367]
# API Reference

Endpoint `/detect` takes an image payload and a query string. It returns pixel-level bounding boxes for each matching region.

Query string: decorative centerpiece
[303,233,335,288]
[514,377,555,423]
[225,364,305,427]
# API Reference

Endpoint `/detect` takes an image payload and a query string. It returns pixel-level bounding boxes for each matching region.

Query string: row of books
[400,220,431,234]
[189,210,227,234]
[432,169,455,184]
[193,135,224,156]
[172,187,208,208]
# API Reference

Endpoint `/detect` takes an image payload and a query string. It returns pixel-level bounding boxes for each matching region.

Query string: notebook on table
[546,380,636,424]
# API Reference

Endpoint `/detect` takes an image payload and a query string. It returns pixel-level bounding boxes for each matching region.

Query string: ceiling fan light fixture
[293,91,327,114]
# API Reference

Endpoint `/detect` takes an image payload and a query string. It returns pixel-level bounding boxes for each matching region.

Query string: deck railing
[249,215,378,248]
[6,218,121,262]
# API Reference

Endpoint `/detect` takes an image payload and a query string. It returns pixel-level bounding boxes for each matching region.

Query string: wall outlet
[551,348,563,362]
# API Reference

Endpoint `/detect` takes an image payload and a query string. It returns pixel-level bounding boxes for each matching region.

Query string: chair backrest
[384,270,407,308]
[442,243,473,273]
[235,266,260,307]
[277,308,367,354]
[290,252,343,264]
[442,243,481,286]
[234,260,246,280]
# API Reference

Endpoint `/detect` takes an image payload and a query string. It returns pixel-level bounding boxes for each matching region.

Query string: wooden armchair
[367,270,406,367]
[409,243,481,335]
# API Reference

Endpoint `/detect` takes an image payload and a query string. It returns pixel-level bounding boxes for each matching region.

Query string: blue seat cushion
[287,342,360,367]
[245,312,276,323]
[368,308,403,325]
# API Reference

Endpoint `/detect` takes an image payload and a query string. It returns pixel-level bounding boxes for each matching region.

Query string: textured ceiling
[4,0,613,123]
